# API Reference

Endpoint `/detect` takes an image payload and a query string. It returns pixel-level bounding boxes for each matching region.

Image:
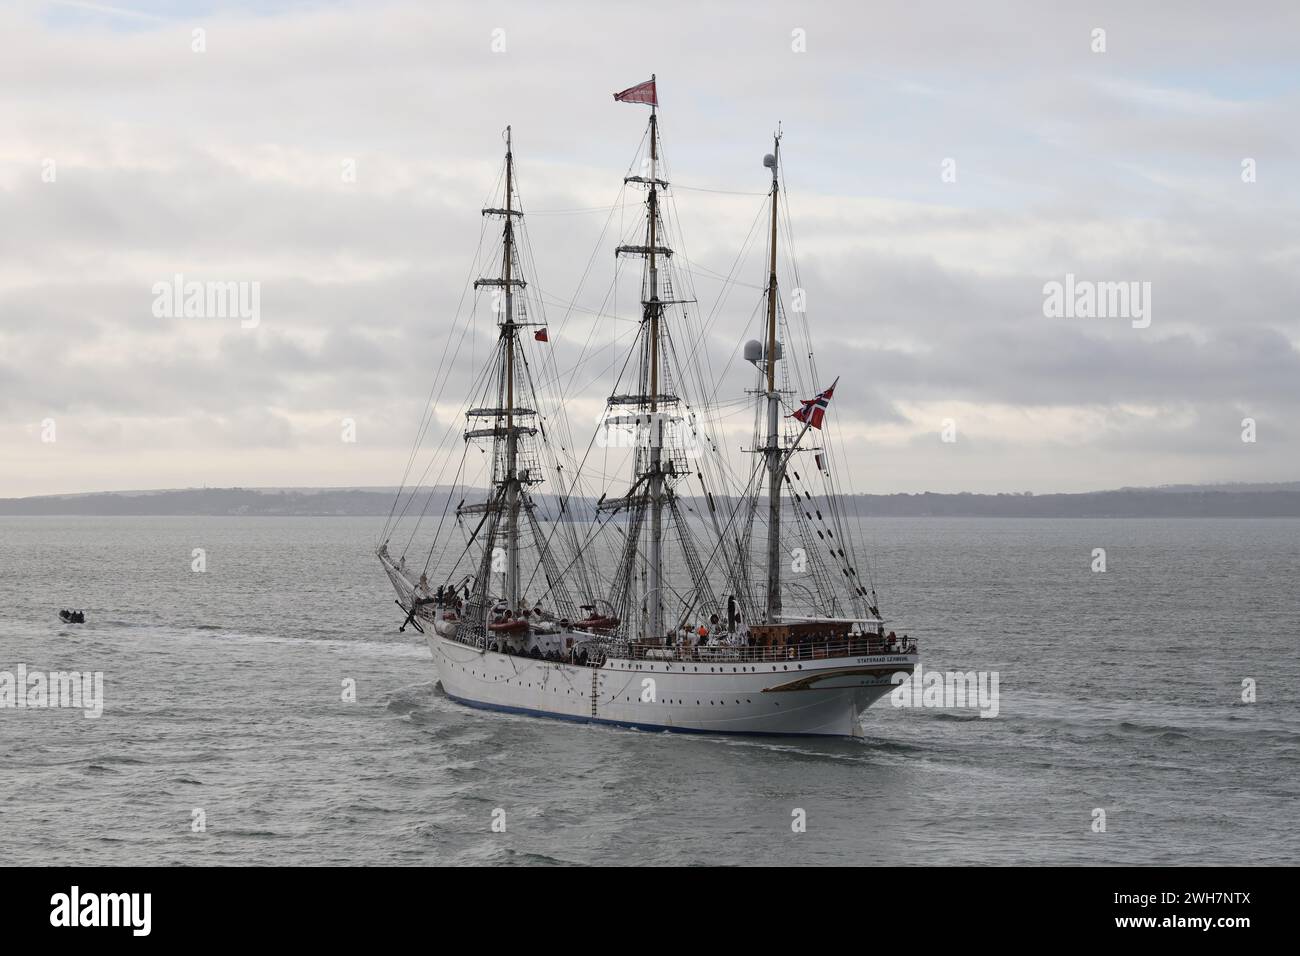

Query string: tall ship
[378,78,917,737]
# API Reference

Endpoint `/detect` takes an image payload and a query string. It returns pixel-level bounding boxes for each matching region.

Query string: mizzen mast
[763,132,783,623]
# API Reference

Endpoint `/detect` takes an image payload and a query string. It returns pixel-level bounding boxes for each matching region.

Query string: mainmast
[645,102,664,643]
[607,75,671,643]
[763,133,782,622]
[602,75,718,644]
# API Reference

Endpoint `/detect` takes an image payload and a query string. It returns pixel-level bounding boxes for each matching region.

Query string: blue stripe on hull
[441,688,856,739]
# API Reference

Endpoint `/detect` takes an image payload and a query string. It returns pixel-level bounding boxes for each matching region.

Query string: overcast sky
[2,0,1297,497]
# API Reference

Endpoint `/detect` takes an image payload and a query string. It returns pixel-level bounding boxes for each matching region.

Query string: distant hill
[840,489,1300,517]
[0,487,436,517]
[2,484,1299,517]
[1117,481,1300,494]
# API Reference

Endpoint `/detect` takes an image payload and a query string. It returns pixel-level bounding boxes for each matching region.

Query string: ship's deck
[617,636,917,664]
[441,627,917,668]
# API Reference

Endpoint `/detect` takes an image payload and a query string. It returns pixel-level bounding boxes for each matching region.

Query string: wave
[910,711,983,722]
[498,848,579,866]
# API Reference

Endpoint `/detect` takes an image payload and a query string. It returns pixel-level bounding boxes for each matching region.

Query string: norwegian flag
[790,379,837,430]
[613,77,657,107]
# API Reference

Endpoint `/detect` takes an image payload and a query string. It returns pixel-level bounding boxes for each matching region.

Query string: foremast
[502,128,521,613]
[467,126,535,624]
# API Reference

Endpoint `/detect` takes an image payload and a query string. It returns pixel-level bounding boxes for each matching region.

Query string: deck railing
[440,620,917,667]
[610,637,917,665]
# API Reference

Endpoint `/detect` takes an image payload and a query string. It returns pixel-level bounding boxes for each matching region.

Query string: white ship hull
[428,633,916,738]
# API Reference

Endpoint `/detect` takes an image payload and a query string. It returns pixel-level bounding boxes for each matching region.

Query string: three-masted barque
[378,77,918,736]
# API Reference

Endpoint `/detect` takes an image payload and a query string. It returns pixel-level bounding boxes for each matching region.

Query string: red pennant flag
[534,328,549,342]
[613,78,657,107]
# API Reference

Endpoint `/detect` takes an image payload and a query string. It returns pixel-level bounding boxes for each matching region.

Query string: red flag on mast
[613,78,657,106]
[534,328,549,343]
[790,379,838,430]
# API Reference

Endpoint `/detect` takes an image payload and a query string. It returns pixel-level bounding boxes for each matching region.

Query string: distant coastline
[3,483,1299,517]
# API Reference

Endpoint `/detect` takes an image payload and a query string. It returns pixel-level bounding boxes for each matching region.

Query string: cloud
[0,0,1297,495]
